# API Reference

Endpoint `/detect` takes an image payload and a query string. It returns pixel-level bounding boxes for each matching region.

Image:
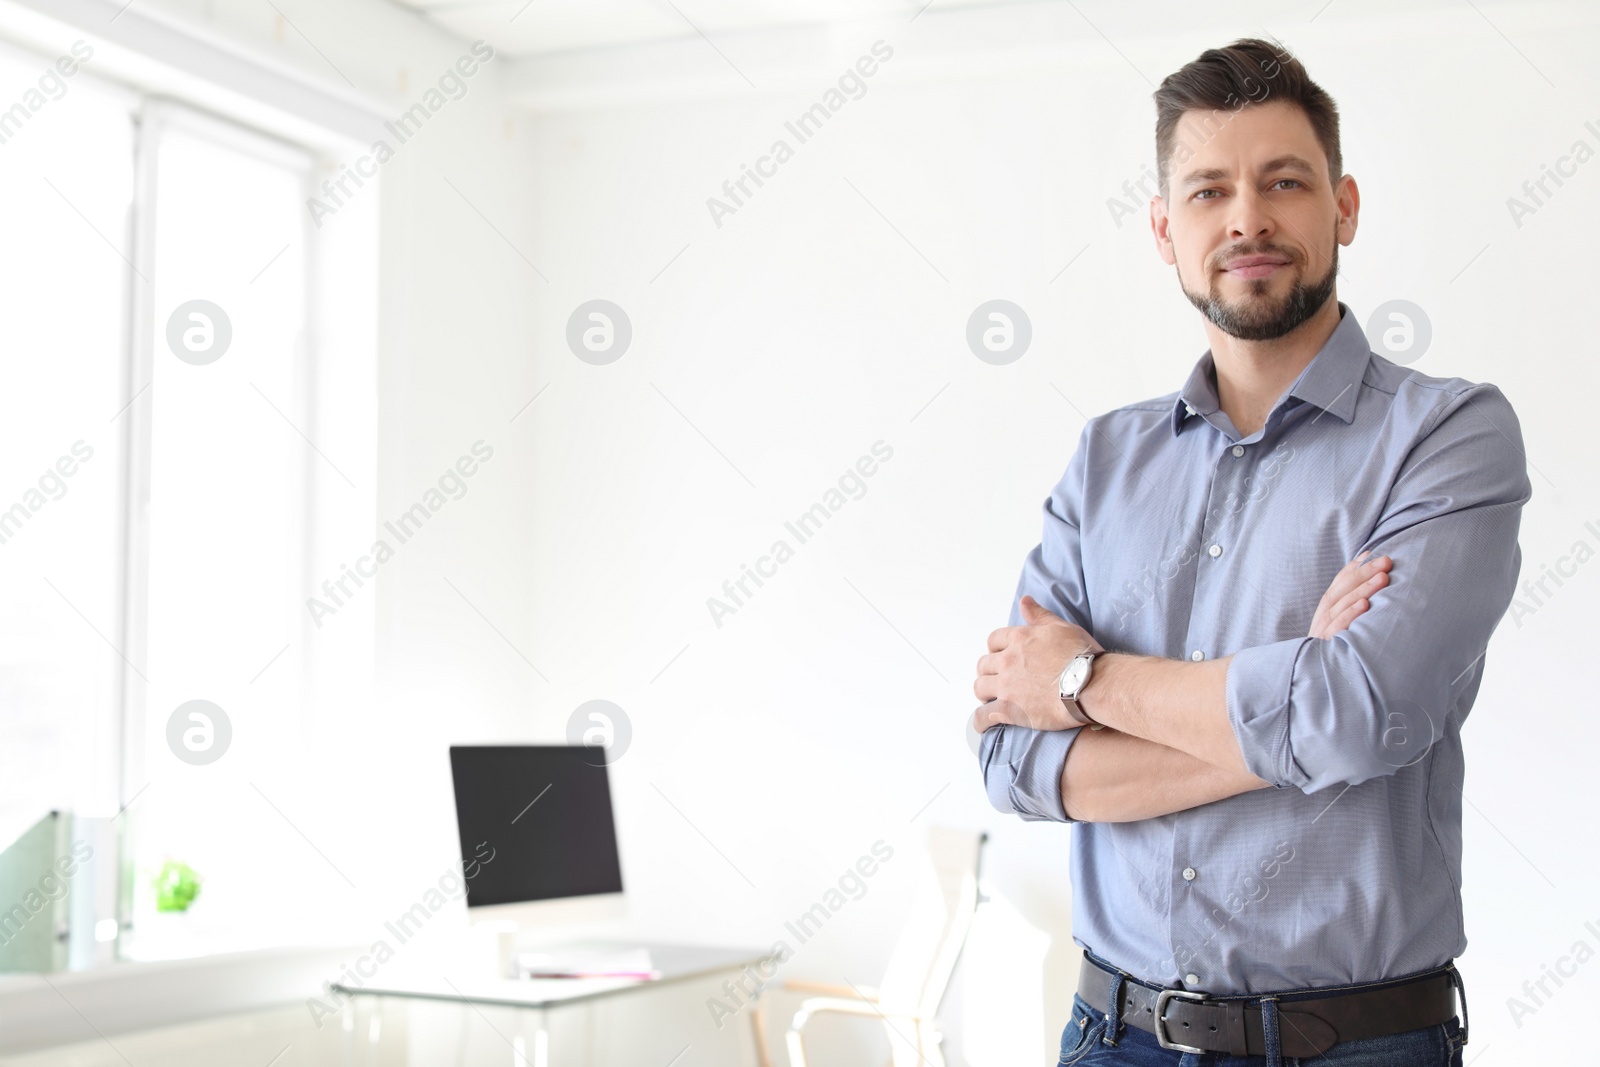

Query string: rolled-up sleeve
[978,421,1096,822]
[1226,383,1532,794]
[980,725,1081,821]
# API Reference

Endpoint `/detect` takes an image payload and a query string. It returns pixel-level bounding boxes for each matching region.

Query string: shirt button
[1231,445,1245,457]
[1190,650,1204,661]
[1185,973,1201,985]
[1208,544,1223,558]
[1182,867,1197,881]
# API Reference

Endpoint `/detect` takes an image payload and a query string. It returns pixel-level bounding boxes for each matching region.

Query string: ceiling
[386,0,1031,56]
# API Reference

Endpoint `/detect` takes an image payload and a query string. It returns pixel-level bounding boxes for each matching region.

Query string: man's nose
[1227,184,1275,241]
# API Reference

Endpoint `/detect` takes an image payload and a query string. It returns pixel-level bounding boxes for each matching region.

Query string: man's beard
[1178,236,1338,341]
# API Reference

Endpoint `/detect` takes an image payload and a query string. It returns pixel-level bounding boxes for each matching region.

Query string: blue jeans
[1057,991,1465,1066]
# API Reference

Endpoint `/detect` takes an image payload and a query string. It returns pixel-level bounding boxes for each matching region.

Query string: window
[0,40,133,863]
[0,40,379,961]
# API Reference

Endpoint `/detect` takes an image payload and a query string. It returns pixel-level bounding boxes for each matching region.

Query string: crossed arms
[975,385,1530,823]
[978,554,1392,822]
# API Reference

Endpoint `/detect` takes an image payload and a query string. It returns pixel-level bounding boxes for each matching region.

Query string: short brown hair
[1153,37,1341,200]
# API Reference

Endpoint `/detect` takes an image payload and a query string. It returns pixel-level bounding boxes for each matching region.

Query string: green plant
[153,860,202,913]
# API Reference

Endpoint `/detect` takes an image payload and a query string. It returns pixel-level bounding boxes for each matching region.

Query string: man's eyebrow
[1178,167,1229,190]
[1260,155,1319,180]
[1177,156,1320,190]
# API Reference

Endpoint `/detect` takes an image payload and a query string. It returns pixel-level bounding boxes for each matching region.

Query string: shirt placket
[1169,422,1254,990]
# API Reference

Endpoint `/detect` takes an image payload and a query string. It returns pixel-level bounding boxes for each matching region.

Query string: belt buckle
[1154,987,1212,1054]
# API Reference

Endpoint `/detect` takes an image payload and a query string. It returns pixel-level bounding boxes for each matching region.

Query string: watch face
[1062,657,1089,694]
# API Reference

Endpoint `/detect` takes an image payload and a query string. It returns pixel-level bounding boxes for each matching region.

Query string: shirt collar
[1171,300,1369,437]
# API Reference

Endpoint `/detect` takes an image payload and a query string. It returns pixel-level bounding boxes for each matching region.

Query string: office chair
[750,826,987,1067]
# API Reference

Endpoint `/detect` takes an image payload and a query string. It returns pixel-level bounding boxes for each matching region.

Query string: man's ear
[1151,194,1176,266]
[1334,172,1360,247]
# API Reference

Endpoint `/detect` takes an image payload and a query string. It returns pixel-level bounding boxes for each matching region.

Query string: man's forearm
[1079,651,1251,776]
[1062,726,1271,822]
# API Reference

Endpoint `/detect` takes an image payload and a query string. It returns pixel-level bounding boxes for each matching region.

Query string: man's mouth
[1221,254,1291,280]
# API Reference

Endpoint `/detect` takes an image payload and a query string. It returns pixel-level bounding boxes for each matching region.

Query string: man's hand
[973,552,1391,739]
[1309,550,1391,639]
[972,595,1102,734]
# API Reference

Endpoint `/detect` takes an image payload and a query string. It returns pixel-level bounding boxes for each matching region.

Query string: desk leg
[512,1007,549,1066]
[341,996,356,1067]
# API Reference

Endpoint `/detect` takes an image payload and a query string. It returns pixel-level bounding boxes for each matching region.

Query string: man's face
[1152,100,1356,341]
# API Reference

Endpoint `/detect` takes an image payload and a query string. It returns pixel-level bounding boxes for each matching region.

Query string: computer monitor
[448,745,626,933]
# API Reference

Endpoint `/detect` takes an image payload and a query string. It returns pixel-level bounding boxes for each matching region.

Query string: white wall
[469,6,1600,1063]
[17,0,1600,1062]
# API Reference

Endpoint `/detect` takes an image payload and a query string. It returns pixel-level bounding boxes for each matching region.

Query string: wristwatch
[1058,649,1107,729]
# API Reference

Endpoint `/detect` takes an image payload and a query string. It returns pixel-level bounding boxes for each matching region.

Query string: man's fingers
[1021,595,1066,626]
[1336,552,1390,587]
[986,626,1019,653]
[1325,593,1367,630]
[974,700,1018,732]
[974,674,999,703]
[974,699,1036,732]
[1321,553,1392,608]
[1328,570,1388,621]
[1329,599,1369,632]
[973,701,1006,732]
[1309,554,1392,639]
[1314,557,1359,614]
[1312,568,1389,638]
[1356,552,1392,576]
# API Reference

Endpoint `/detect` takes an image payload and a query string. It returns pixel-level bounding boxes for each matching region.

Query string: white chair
[751,827,987,1067]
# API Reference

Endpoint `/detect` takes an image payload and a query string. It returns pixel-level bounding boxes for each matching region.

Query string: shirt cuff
[978,722,1082,822]
[1225,636,1315,791]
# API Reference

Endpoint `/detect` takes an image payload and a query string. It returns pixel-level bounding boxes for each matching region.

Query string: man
[973,38,1528,1067]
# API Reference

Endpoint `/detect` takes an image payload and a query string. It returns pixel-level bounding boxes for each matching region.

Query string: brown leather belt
[1076,953,1464,1057]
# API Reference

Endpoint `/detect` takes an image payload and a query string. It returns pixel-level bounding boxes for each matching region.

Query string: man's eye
[1194,189,1220,200]
[1273,179,1303,190]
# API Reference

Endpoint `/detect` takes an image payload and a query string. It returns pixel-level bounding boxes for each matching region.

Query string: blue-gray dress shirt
[978,300,1530,995]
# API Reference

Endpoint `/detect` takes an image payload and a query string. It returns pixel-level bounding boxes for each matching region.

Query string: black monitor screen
[449,745,624,908]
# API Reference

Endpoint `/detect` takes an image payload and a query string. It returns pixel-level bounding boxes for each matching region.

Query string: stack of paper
[514,944,659,980]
